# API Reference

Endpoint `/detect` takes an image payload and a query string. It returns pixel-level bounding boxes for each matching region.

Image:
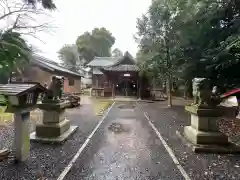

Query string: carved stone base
[30,125,78,144]
[179,105,240,153]
[31,101,78,144]
[184,126,228,145]
[177,130,240,154]
[184,105,229,144]
[35,119,71,138]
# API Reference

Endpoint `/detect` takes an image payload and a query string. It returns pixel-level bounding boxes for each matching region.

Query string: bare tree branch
[0,0,54,37]
[20,32,46,43]
[0,7,28,21]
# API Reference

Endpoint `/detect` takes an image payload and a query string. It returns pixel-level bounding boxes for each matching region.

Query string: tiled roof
[32,54,83,77]
[102,64,139,72]
[124,51,134,60]
[87,51,136,68]
[0,83,45,96]
[87,57,119,67]
[87,52,136,74]
[92,68,103,75]
[83,67,91,72]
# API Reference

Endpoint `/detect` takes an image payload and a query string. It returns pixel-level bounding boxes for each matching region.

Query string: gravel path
[138,100,240,180]
[0,97,100,180]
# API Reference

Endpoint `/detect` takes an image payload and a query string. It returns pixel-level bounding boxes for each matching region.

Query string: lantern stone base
[30,101,78,144]
[179,105,240,153]
[35,119,71,138]
[30,125,77,144]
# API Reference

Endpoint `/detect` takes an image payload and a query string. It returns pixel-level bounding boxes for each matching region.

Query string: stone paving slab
[64,102,185,180]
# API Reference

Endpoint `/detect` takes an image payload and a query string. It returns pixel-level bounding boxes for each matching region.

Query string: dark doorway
[115,79,137,96]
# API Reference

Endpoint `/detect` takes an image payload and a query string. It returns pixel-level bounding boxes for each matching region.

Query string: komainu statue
[42,76,64,102]
[192,78,222,107]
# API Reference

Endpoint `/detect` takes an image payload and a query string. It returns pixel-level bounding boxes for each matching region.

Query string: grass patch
[92,99,113,116]
[0,106,42,126]
[0,106,13,125]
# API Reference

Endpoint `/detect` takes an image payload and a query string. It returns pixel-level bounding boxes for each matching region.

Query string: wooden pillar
[112,83,115,98]
[96,76,99,88]
[111,74,115,99]
[137,79,139,98]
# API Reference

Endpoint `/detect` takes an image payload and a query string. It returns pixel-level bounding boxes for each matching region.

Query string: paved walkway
[63,101,186,180]
[0,96,100,180]
[2,98,238,179]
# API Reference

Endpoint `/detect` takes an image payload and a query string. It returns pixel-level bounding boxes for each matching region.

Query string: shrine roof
[87,57,119,67]
[87,51,136,68]
[102,64,139,72]
[93,68,104,75]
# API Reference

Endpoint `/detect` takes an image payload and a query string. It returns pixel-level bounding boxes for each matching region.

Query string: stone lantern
[0,83,45,162]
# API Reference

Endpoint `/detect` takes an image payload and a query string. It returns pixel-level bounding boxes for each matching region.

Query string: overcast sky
[27,0,151,61]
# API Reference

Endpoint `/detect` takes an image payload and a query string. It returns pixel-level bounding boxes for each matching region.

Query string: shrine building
[87,52,150,99]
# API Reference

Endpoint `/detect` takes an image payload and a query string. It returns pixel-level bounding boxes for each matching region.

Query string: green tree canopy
[136,0,240,96]
[0,0,55,80]
[76,27,115,64]
[112,48,123,57]
[58,44,83,71]
[179,0,240,91]
[0,31,31,70]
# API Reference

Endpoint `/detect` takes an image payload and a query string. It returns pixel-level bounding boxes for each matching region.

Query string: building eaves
[87,57,120,67]
[102,64,139,72]
[32,54,82,77]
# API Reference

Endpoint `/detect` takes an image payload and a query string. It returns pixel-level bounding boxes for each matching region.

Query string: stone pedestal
[184,105,228,145]
[14,111,31,162]
[30,101,78,143]
[178,105,240,153]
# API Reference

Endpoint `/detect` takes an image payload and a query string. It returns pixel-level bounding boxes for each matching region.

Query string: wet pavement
[0,96,100,180]
[2,98,238,179]
[138,99,240,180]
[64,102,184,180]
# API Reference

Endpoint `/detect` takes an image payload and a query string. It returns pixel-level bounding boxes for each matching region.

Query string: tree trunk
[167,75,172,107]
[165,37,172,107]
[8,72,12,83]
[184,80,188,99]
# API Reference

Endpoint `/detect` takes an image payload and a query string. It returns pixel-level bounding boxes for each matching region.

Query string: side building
[12,54,83,94]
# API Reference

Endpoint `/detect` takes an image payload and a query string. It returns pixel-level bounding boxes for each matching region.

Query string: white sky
[27,0,151,61]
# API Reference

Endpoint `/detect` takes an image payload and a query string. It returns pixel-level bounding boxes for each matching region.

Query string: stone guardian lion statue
[192,77,223,107]
[42,76,64,102]
[192,78,212,106]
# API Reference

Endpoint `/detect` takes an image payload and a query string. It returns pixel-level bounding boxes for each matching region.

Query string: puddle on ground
[108,122,130,134]
[118,104,135,109]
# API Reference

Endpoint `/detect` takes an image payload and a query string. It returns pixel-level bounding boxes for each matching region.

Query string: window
[26,93,34,104]
[68,78,74,86]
